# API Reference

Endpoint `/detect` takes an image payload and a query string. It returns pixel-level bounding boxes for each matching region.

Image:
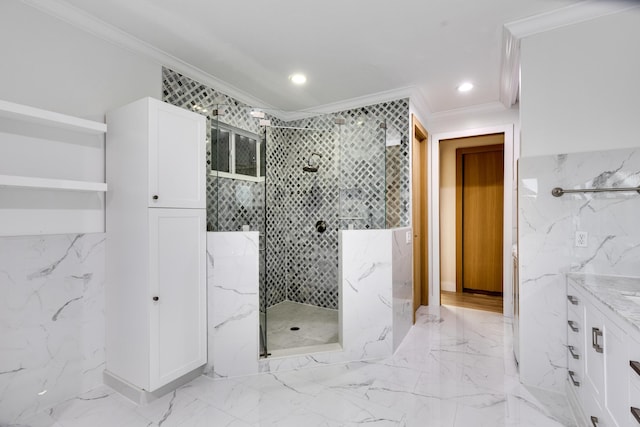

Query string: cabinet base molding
[103,366,204,405]
[566,378,587,427]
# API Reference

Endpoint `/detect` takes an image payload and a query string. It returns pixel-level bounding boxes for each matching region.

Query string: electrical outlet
[575,231,588,248]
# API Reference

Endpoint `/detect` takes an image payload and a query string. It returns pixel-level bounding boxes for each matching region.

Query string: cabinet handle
[567,295,579,305]
[568,320,579,332]
[568,370,580,386]
[592,327,603,353]
[568,345,580,360]
[590,416,598,426]
[152,296,159,302]
[152,195,159,200]
[631,407,640,423]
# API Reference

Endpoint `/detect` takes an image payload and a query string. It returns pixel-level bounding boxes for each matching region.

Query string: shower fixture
[303,152,322,173]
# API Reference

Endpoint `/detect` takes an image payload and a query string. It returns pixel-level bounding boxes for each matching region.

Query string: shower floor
[265,301,339,353]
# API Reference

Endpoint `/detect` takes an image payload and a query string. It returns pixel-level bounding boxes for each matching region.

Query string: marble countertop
[567,273,640,333]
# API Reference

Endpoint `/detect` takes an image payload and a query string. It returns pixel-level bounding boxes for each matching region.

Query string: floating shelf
[0,99,107,135]
[0,174,107,192]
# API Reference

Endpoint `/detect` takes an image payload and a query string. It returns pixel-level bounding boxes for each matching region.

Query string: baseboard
[565,378,587,427]
[103,366,204,405]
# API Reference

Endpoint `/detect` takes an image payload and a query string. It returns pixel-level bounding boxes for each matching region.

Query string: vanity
[566,273,640,426]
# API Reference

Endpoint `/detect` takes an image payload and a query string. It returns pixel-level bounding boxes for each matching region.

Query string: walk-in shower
[206,104,402,358]
[159,68,411,363]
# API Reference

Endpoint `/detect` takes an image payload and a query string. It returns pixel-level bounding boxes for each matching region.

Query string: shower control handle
[315,220,327,233]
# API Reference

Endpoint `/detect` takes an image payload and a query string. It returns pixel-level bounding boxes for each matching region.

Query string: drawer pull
[590,416,598,426]
[631,360,640,377]
[592,327,603,353]
[631,407,640,424]
[568,370,580,387]
[568,320,579,332]
[567,295,579,305]
[568,345,580,359]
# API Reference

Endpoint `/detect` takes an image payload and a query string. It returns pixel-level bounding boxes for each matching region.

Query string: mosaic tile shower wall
[271,122,341,309]
[162,68,410,311]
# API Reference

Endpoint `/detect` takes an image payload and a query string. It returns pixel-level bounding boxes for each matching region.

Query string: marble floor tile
[47,387,153,427]
[23,305,576,426]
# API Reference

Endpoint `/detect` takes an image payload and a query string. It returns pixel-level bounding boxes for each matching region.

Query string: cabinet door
[604,317,629,427]
[149,100,206,209]
[148,208,206,391]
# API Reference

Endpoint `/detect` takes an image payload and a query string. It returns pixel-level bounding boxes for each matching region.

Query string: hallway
[20,307,575,426]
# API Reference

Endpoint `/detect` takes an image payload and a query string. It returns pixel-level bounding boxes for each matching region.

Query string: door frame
[411,115,429,320]
[429,125,515,317]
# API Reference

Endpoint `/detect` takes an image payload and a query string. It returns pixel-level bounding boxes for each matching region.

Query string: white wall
[0,1,161,119]
[520,8,640,157]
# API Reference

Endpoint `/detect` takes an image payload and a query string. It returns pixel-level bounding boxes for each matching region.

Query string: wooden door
[149,98,206,209]
[149,208,207,391]
[456,144,503,294]
[411,116,428,319]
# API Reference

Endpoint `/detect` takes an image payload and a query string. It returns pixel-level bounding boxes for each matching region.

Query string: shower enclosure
[208,105,395,358]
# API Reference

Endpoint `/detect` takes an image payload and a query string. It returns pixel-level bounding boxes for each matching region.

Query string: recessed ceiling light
[457,82,474,92]
[289,73,307,85]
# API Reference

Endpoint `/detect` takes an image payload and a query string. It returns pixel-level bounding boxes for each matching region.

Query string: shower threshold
[268,342,343,359]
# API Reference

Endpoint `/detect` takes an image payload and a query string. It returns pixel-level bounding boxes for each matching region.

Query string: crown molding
[505,0,638,39]
[429,101,509,122]
[279,86,416,122]
[21,0,279,115]
[499,28,520,109]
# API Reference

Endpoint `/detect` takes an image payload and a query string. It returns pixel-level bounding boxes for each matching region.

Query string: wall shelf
[0,99,107,135]
[0,174,107,192]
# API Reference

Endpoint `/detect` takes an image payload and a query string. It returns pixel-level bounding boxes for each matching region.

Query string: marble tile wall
[392,227,413,351]
[518,147,640,392]
[205,232,259,379]
[0,233,105,424]
[207,230,399,376]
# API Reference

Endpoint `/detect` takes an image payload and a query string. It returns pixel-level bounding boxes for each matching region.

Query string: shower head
[303,152,322,173]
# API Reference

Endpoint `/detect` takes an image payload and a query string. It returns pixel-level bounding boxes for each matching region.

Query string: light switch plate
[406,231,412,244]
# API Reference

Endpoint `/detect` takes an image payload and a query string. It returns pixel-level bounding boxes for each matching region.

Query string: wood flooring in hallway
[441,290,503,313]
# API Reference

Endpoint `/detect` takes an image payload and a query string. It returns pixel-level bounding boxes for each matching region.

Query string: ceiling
[50,0,585,114]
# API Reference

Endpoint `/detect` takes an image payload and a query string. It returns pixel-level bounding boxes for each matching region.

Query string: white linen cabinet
[105,97,206,393]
